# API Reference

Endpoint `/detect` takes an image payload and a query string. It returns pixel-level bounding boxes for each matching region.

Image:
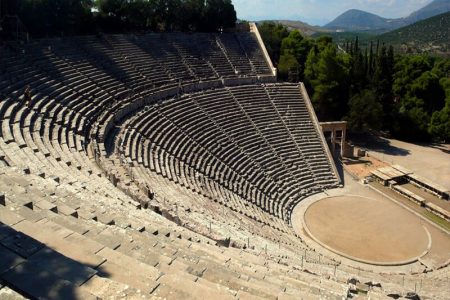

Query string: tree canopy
[259,21,450,142]
[1,0,237,37]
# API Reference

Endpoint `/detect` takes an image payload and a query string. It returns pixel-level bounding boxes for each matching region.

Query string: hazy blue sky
[232,0,433,25]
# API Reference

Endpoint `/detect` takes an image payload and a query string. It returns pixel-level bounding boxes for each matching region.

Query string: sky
[232,0,433,26]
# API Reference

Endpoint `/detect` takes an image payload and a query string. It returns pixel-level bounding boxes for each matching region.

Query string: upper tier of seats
[0,31,337,223]
[1,32,273,97]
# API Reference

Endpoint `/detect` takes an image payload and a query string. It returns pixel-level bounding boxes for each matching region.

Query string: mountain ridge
[324,0,450,32]
[378,11,450,55]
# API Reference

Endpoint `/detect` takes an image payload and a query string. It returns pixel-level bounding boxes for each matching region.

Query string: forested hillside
[259,22,450,142]
[378,12,450,55]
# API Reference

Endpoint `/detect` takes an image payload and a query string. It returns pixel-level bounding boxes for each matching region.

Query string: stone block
[0,223,16,241]
[14,206,45,223]
[29,247,97,285]
[1,258,96,300]
[1,230,45,258]
[0,244,25,273]
[35,200,58,213]
[57,204,78,218]
[0,207,25,226]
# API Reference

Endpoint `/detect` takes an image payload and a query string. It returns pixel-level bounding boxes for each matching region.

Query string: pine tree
[368,41,374,79]
[373,44,394,128]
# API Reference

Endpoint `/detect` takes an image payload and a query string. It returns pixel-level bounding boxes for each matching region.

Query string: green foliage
[392,55,433,97]
[203,0,236,31]
[278,53,299,81]
[428,77,450,141]
[258,22,450,142]
[390,55,448,141]
[304,44,350,121]
[6,0,237,36]
[257,22,289,65]
[372,45,395,127]
[429,104,450,142]
[409,71,445,113]
[279,30,314,81]
[377,12,450,55]
[94,0,236,32]
[395,104,431,141]
[345,90,383,132]
[14,0,94,36]
[258,23,316,81]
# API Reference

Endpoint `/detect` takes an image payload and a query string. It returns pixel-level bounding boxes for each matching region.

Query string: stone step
[204,262,280,299]
[277,291,318,300]
[64,232,105,254]
[8,194,33,209]
[279,274,347,297]
[158,258,193,275]
[95,212,115,226]
[1,259,96,300]
[228,260,267,281]
[95,247,161,293]
[27,247,98,285]
[84,227,122,250]
[0,207,25,226]
[13,206,46,223]
[9,219,105,268]
[76,207,97,221]
[0,228,45,259]
[202,263,240,284]
[116,239,172,267]
[189,242,231,264]
[56,203,78,218]
[43,211,91,235]
[152,273,235,300]
[196,277,238,297]
[236,290,267,300]
[0,223,17,240]
[0,244,26,274]
[0,285,27,300]
[13,219,72,242]
[81,274,144,299]
[49,237,106,268]
[34,199,57,213]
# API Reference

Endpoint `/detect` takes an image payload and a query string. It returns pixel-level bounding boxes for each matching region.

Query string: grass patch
[369,181,450,232]
[422,210,450,232]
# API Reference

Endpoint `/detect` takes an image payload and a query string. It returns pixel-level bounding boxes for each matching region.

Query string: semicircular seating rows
[0,30,340,245]
[111,83,340,224]
[7,32,446,299]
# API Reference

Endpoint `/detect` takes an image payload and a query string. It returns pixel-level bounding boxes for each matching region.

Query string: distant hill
[324,0,450,32]
[272,20,329,36]
[311,31,376,46]
[324,9,404,32]
[378,12,450,55]
[406,0,450,23]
